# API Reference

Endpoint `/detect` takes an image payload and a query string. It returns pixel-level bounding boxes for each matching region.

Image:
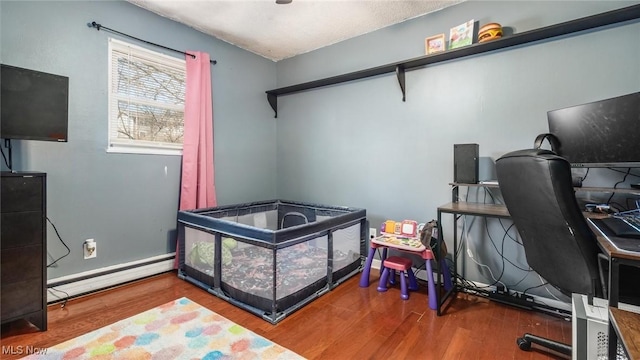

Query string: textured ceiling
[127,0,463,61]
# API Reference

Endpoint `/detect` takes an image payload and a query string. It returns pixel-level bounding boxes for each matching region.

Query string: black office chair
[495,148,604,356]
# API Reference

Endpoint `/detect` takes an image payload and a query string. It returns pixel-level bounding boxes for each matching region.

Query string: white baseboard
[46,253,175,303]
[371,258,382,270]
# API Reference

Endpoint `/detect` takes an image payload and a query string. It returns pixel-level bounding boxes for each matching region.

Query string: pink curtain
[175,51,216,268]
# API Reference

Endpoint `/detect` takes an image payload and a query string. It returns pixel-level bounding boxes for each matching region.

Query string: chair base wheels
[517,337,531,351]
[516,333,571,356]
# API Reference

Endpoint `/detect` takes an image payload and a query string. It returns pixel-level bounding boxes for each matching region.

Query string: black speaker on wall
[454,144,479,183]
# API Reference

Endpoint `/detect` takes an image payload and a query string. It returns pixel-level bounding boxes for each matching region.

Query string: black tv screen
[547,92,640,168]
[1,64,69,142]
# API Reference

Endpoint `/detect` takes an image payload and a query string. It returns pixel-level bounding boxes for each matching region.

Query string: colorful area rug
[23,297,305,359]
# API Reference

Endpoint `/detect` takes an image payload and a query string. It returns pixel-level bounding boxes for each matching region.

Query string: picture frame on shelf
[425,33,446,55]
[449,20,475,49]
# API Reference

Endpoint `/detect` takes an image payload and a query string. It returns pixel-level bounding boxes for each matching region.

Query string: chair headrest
[533,133,560,152]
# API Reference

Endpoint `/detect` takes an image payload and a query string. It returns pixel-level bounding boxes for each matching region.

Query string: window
[108,38,186,155]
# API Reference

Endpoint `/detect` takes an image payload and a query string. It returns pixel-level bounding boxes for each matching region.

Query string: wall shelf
[265,4,640,118]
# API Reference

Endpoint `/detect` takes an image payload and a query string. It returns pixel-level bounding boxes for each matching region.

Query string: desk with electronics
[434,92,640,357]
[360,92,639,356]
[437,181,640,358]
[587,210,640,360]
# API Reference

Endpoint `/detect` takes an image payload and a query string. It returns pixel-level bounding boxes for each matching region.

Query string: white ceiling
[127,0,463,61]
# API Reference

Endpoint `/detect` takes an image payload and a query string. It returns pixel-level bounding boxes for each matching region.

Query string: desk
[587,217,640,307]
[586,218,640,359]
[438,183,639,316]
[609,307,640,360]
[359,234,453,311]
[436,201,510,315]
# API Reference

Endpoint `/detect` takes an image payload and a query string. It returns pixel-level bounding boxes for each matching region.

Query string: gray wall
[1,1,277,278]
[2,0,638,301]
[275,1,640,298]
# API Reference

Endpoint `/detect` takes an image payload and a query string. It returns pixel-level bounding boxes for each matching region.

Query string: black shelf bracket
[267,93,278,118]
[396,65,406,102]
[265,4,640,117]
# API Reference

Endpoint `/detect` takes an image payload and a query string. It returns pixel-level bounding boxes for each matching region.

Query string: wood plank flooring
[1,271,571,359]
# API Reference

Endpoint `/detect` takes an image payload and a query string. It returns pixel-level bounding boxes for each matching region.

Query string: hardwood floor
[1,271,571,360]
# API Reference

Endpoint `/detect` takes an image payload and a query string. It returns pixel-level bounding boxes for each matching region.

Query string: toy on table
[376,219,447,259]
[381,219,418,237]
[371,233,425,252]
[383,220,396,234]
[400,220,417,237]
[361,219,454,311]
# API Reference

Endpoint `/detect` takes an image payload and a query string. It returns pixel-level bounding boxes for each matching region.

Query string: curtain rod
[87,21,217,65]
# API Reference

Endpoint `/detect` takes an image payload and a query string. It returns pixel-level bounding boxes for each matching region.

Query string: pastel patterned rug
[23,297,305,359]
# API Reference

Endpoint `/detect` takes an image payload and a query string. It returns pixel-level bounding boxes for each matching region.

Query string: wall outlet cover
[84,240,97,259]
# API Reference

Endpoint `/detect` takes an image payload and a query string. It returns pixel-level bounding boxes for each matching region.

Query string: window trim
[107,38,186,156]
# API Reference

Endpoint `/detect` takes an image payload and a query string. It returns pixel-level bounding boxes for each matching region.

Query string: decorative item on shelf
[478,22,503,43]
[425,33,446,55]
[449,19,475,49]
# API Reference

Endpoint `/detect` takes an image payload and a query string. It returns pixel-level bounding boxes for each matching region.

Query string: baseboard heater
[46,253,175,303]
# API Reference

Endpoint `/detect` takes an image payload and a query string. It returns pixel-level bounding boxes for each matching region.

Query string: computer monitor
[547,92,640,168]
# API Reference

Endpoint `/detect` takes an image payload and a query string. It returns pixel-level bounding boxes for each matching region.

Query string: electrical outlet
[84,239,97,259]
[369,227,377,239]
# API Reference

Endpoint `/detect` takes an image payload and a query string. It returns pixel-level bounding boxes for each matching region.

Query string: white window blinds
[108,38,186,155]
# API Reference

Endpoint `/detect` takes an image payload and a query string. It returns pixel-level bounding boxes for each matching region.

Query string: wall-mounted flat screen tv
[547,91,640,168]
[1,64,69,142]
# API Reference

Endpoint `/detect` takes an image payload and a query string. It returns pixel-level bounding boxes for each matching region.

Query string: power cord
[499,219,523,246]
[451,185,556,308]
[609,167,640,178]
[522,282,550,296]
[466,246,506,289]
[539,274,562,301]
[47,217,71,268]
[453,187,569,310]
[483,217,532,272]
[505,271,532,289]
[47,286,70,308]
[580,167,590,182]
[457,186,536,292]
[606,167,631,205]
[455,188,509,288]
[460,212,507,288]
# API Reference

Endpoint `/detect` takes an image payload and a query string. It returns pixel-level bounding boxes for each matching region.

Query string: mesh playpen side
[177,200,366,323]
